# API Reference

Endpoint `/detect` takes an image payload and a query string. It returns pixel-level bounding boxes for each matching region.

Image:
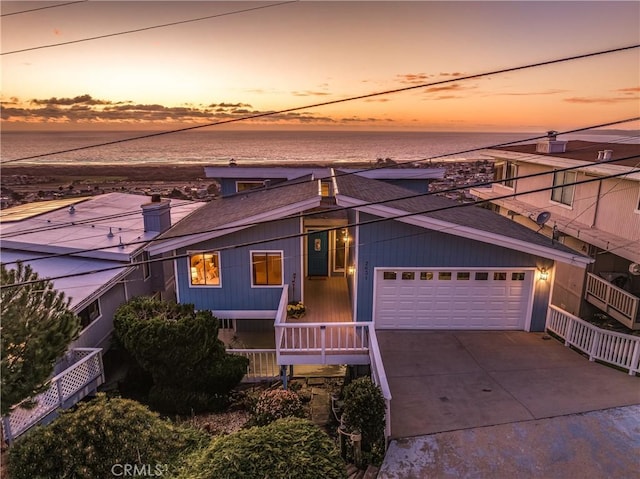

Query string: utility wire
[0,1,87,17]
[3,142,638,262]
[3,121,636,238]
[1,1,298,55]
[3,119,638,237]
[2,44,638,164]
[2,166,638,289]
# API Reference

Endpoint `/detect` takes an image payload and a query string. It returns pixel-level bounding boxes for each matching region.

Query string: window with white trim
[78,299,101,329]
[251,251,283,286]
[189,252,221,286]
[550,170,576,206]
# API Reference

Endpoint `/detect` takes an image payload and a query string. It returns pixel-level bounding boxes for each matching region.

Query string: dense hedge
[342,377,386,466]
[178,418,347,479]
[114,297,248,413]
[7,394,207,479]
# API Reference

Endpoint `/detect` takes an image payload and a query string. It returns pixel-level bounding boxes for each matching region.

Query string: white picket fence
[546,305,640,376]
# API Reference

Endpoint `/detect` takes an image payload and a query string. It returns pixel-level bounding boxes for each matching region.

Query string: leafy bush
[341,377,386,466]
[113,297,248,413]
[252,389,305,425]
[149,385,227,415]
[178,418,347,479]
[7,394,207,479]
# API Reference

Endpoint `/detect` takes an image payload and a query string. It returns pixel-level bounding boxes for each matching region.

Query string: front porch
[277,278,370,365]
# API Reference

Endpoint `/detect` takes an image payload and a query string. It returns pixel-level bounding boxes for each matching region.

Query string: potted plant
[287,301,306,319]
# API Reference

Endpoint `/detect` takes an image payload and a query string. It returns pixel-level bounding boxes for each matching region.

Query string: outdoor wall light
[538,268,549,281]
[347,266,356,275]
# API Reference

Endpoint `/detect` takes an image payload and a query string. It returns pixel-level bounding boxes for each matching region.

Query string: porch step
[363,465,380,478]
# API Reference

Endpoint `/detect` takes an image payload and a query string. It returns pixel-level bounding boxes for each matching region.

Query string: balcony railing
[546,305,640,376]
[585,272,640,330]
[2,348,104,443]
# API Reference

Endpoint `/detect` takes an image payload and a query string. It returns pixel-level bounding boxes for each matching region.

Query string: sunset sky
[1,1,639,132]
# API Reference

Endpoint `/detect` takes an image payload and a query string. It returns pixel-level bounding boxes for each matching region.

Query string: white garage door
[374,269,534,330]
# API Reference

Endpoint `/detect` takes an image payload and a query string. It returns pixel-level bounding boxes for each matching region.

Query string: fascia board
[148,196,322,255]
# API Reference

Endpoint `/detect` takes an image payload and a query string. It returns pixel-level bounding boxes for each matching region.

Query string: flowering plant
[287,302,306,318]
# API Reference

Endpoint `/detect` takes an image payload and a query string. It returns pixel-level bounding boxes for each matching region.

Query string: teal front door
[308,231,329,276]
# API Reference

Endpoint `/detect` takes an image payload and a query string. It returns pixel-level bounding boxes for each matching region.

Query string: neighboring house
[1,192,204,441]
[470,132,640,330]
[148,166,591,356]
[0,192,204,355]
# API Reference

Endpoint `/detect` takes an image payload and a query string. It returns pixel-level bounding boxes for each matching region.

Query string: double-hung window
[251,251,283,286]
[189,252,221,286]
[550,170,576,206]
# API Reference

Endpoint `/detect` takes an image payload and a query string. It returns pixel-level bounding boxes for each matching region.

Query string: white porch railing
[585,272,640,329]
[276,321,370,364]
[367,325,392,441]
[227,349,279,382]
[2,348,104,443]
[546,305,640,376]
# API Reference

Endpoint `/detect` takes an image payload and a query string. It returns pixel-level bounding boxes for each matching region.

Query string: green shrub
[342,377,386,466]
[178,418,347,479]
[252,388,305,425]
[113,297,248,414]
[7,394,208,479]
[148,385,227,415]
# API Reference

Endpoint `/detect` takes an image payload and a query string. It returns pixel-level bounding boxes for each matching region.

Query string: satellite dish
[534,211,551,226]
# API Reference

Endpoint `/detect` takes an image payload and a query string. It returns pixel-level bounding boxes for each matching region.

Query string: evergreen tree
[1,262,79,415]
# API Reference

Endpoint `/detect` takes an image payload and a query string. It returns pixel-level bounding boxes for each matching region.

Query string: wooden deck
[296,276,353,323]
[278,277,369,364]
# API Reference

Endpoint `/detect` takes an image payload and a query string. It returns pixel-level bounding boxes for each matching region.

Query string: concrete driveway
[377,330,639,438]
[376,331,640,478]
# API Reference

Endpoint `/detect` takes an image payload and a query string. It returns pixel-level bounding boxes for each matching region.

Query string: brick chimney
[141,194,171,233]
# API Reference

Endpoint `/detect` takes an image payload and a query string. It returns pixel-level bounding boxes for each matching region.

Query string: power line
[2,167,638,289]
[3,136,638,263]
[0,1,87,17]
[2,44,638,164]
[3,121,636,239]
[1,1,298,55]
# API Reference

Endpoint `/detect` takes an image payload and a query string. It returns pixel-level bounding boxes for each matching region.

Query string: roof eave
[148,196,322,255]
[336,194,592,267]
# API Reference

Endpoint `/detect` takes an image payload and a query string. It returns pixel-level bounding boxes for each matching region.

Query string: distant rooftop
[0,193,205,261]
[204,165,445,181]
[497,140,640,167]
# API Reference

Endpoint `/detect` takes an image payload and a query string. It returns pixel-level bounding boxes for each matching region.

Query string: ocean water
[1,129,636,166]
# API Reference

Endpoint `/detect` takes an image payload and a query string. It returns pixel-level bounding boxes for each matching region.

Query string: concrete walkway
[376,331,640,478]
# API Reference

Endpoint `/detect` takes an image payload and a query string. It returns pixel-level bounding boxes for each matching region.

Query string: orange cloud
[396,73,433,85]
[564,96,638,104]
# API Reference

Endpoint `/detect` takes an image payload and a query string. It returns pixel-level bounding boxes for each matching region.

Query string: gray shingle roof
[157,175,319,240]
[335,171,584,256]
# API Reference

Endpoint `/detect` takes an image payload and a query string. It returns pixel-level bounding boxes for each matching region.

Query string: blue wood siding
[355,212,553,330]
[176,217,301,312]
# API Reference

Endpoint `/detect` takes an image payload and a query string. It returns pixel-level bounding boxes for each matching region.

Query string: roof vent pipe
[107,227,114,238]
[602,150,613,161]
[69,205,75,214]
[597,151,604,161]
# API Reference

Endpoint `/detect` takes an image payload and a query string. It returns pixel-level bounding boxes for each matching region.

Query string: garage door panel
[375,269,532,330]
